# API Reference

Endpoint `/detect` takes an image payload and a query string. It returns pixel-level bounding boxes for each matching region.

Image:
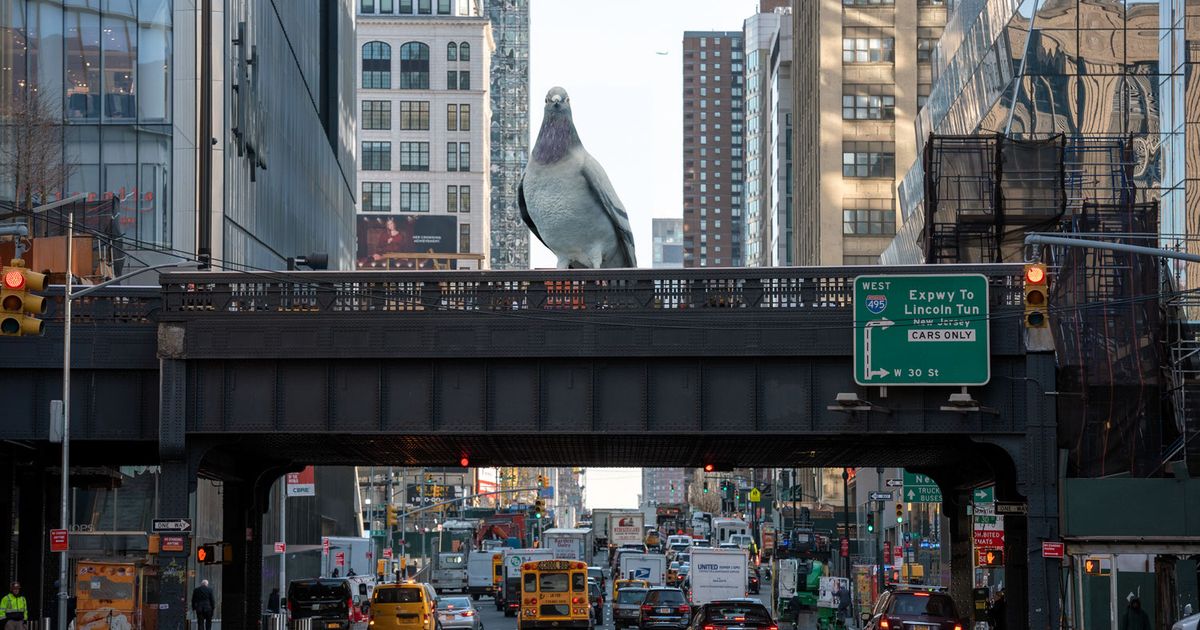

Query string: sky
[526,0,760,269]
[584,468,642,510]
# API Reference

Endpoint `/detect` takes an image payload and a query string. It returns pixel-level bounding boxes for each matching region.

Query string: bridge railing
[39,285,162,323]
[158,265,1025,317]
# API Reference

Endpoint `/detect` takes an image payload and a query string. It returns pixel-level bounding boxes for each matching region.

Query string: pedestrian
[332,568,340,578]
[0,582,28,630]
[266,587,281,614]
[834,581,852,628]
[347,568,356,577]
[987,590,1007,630]
[191,579,216,630]
[1122,596,1151,630]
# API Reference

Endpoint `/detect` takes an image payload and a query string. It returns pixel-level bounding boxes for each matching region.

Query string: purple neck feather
[533,114,580,164]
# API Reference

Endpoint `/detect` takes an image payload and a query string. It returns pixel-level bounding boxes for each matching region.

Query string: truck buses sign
[853,274,990,386]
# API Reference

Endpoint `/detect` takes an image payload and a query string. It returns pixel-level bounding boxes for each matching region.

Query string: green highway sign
[853,274,990,386]
[903,472,943,503]
[972,486,994,504]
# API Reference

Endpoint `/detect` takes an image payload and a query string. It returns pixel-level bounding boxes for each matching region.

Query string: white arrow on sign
[863,319,894,381]
[907,489,916,500]
[975,489,989,499]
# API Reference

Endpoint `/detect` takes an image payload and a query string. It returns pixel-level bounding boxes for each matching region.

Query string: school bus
[519,559,591,630]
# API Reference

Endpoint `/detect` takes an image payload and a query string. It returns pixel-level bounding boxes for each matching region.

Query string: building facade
[766,16,793,266]
[791,0,948,266]
[641,468,688,508]
[355,0,493,270]
[682,31,746,268]
[0,0,358,272]
[742,10,781,267]
[484,0,530,270]
[652,217,684,268]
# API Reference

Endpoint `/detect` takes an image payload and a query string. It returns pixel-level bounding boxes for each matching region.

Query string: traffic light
[534,499,545,519]
[703,482,709,494]
[866,513,875,533]
[197,544,217,564]
[1,260,46,337]
[895,503,904,524]
[537,475,546,488]
[703,463,733,473]
[386,504,398,527]
[1024,263,1049,329]
[459,456,470,467]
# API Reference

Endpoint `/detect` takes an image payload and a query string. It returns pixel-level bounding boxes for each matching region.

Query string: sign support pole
[876,467,885,594]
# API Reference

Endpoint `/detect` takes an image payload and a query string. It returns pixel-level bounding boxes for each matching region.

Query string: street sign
[1042,542,1065,559]
[383,548,393,559]
[853,274,991,386]
[274,542,286,553]
[748,488,762,503]
[995,502,1028,515]
[884,478,903,488]
[50,529,68,552]
[869,491,894,501]
[152,518,193,533]
[903,472,943,503]
[335,551,345,567]
[883,541,891,561]
[322,537,330,555]
[973,529,1004,549]
[162,536,186,552]
[840,538,849,558]
[972,486,995,504]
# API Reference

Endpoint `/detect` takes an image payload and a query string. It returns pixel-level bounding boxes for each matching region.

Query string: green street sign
[853,274,990,386]
[972,486,994,504]
[903,472,943,503]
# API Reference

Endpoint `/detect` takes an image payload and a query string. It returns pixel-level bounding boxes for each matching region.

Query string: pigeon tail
[532,115,581,164]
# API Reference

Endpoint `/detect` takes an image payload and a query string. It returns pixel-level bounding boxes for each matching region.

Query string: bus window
[524,573,537,593]
[572,573,586,591]
[540,573,569,592]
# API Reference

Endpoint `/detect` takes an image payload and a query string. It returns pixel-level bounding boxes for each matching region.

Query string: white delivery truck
[617,552,667,585]
[689,547,748,605]
[467,549,501,600]
[432,551,468,593]
[609,511,646,548]
[712,518,750,545]
[498,548,555,616]
[542,527,595,562]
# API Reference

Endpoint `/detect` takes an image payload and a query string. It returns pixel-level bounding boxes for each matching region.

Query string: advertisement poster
[286,466,316,497]
[356,215,457,269]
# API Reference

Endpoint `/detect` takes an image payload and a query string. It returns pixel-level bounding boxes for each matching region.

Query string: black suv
[639,587,690,630]
[861,588,965,630]
[687,599,777,630]
[287,578,355,630]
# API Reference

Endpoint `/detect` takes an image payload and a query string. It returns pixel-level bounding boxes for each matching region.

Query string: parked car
[638,587,690,630]
[686,599,778,630]
[436,596,483,630]
[612,587,649,630]
[367,582,439,630]
[589,579,606,623]
[288,578,367,630]
[861,587,965,630]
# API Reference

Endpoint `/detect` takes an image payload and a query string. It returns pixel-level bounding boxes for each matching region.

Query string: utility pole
[842,468,850,578]
[876,467,885,594]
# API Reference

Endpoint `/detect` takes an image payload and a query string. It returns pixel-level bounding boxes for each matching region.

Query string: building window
[399,142,430,171]
[917,38,936,62]
[438,0,451,13]
[459,42,470,61]
[842,84,895,120]
[447,104,458,130]
[446,70,471,90]
[399,101,430,130]
[362,100,392,130]
[843,198,896,235]
[459,186,470,212]
[842,142,895,178]
[399,0,412,11]
[362,182,392,212]
[447,142,470,171]
[459,223,471,253]
[361,0,374,13]
[843,0,894,5]
[418,0,431,14]
[362,141,391,170]
[380,0,393,12]
[842,28,894,63]
[447,185,458,212]
[448,42,458,61]
[918,83,932,109]
[399,42,430,89]
[399,183,430,212]
[458,104,470,130]
[362,41,391,89]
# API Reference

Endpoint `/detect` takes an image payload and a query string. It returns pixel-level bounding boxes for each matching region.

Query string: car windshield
[291,581,350,602]
[373,587,423,604]
[703,604,772,623]
[589,583,601,596]
[670,563,681,570]
[645,590,686,605]
[617,590,648,604]
[438,597,472,610]
[589,569,603,579]
[890,593,957,618]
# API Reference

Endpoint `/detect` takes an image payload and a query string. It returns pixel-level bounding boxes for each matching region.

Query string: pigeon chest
[524,161,616,251]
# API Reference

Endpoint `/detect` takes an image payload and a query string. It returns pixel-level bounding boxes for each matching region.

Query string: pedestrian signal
[0,261,47,337]
[1083,557,1111,576]
[977,549,1004,567]
[197,544,216,564]
[1024,263,1049,329]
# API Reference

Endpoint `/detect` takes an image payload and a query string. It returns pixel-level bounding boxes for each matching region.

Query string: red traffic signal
[1,261,47,337]
[704,464,714,472]
[1023,263,1049,329]
[197,544,213,563]
[459,456,470,467]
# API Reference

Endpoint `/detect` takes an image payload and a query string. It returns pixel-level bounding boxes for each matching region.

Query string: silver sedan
[437,596,484,630]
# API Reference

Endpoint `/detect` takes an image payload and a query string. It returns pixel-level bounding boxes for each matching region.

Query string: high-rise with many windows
[682,31,746,268]
[356,0,493,269]
[484,0,530,270]
[792,0,948,265]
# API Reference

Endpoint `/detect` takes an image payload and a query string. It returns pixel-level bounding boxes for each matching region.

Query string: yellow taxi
[612,579,649,599]
[369,582,438,630]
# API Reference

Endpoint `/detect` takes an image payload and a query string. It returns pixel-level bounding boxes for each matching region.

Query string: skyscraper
[652,218,684,268]
[743,2,791,268]
[791,0,948,265]
[355,0,493,270]
[682,31,746,268]
[485,0,531,270]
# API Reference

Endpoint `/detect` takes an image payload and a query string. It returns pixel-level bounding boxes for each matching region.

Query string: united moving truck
[690,547,748,605]
[499,548,554,616]
[542,527,594,562]
[617,553,667,585]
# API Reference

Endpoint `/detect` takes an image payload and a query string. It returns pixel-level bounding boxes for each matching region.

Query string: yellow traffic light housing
[1,260,47,337]
[386,505,398,527]
[534,499,544,519]
[1023,263,1049,329]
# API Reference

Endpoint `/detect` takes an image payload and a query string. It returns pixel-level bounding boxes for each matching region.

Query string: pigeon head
[533,86,581,164]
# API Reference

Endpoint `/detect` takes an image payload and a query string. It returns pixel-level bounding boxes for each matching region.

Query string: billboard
[356,214,457,269]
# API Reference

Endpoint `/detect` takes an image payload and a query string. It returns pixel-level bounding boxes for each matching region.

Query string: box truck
[609,511,646,548]
[689,547,748,605]
[498,548,555,615]
[617,552,667,585]
[542,527,594,562]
